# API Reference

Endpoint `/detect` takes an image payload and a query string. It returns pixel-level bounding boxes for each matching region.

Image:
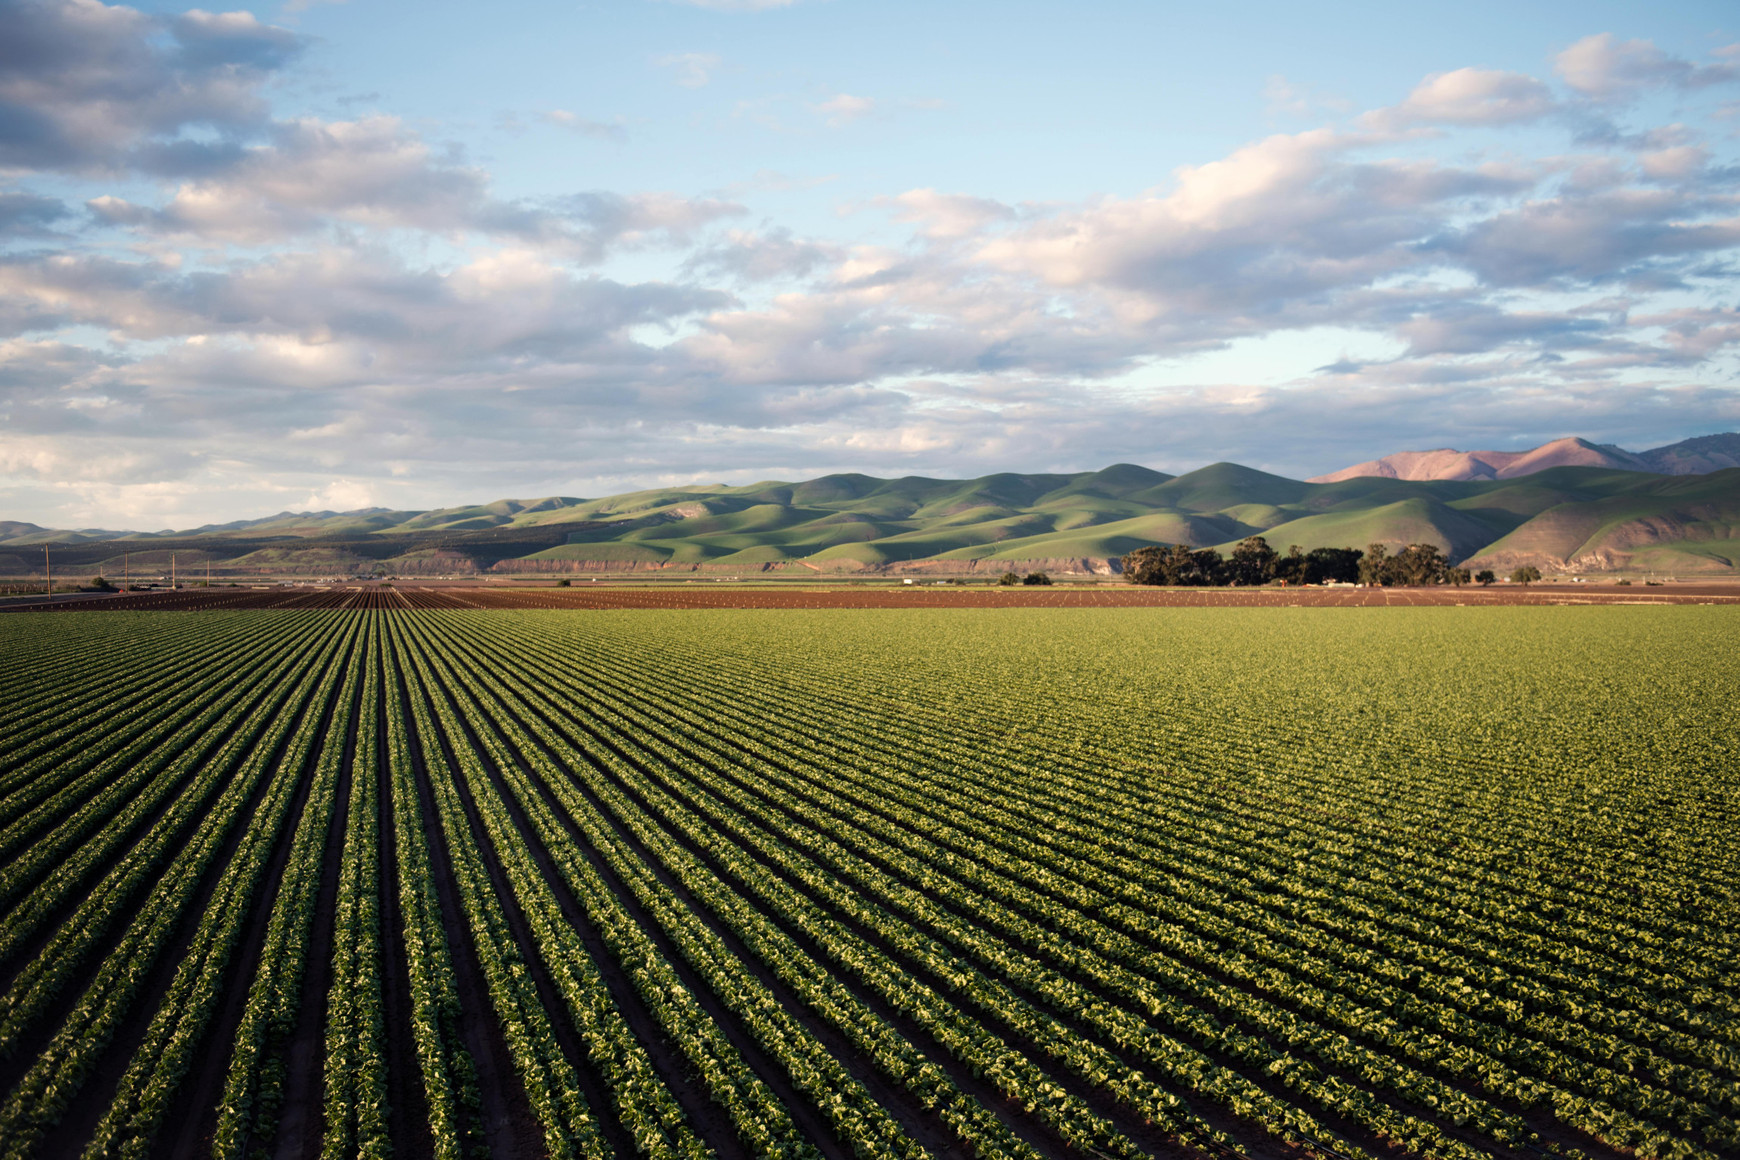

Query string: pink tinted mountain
[1310,433,1740,484]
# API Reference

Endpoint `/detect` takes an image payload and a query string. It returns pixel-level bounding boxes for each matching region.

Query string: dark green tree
[1120,547,1166,585]
[1359,543,1390,586]
[1510,565,1542,585]
[1228,536,1279,586]
[1274,545,1307,585]
[1021,571,1052,586]
[1475,569,1496,586]
[999,571,1021,586]
[1304,546,1363,584]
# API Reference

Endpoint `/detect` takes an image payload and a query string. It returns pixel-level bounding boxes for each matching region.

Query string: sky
[2,0,1738,529]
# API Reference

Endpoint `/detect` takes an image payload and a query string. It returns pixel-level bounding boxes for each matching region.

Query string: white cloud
[0,0,302,174]
[656,52,721,89]
[815,93,875,127]
[883,189,1014,239]
[4,16,1740,526]
[1375,68,1557,127]
[1555,34,1740,99]
[303,479,374,510]
[542,110,628,142]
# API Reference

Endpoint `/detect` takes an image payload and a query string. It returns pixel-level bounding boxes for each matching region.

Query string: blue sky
[2,0,1738,527]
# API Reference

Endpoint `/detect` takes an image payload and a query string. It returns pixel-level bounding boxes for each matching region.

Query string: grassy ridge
[7,464,1740,573]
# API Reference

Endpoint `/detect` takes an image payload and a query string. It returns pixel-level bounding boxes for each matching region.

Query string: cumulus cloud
[883,189,1014,239]
[4,13,1740,527]
[82,117,745,255]
[0,0,302,174]
[684,228,841,281]
[0,190,69,235]
[1555,33,1739,99]
[85,117,504,241]
[1428,189,1740,287]
[1371,68,1556,127]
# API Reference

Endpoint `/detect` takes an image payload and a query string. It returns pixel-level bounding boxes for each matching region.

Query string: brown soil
[8,581,1740,613]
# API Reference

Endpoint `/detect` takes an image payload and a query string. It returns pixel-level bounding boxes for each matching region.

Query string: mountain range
[5,439,1739,578]
[1309,433,1740,483]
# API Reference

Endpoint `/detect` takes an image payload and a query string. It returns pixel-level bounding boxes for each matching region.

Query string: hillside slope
[1310,433,1740,484]
[6,463,1739,576]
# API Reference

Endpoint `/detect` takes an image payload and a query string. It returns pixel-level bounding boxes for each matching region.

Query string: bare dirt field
[8,581,1738,612]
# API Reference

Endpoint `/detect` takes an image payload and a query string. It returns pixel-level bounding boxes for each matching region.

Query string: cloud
[656,52,721,89]
[0,190,69,234]
[883,189,1014,239]
[86,116,501,241]
[0,0,303,174]
[815,93,875,127]
[542,110,628,142]
[684,227,840,281]
[82,116,744,254]
[1375,68,1557,127]
[5,25,1740,527]
[1428,189,1740,287]
[553,191,748,260]
[1555,34,1740,99]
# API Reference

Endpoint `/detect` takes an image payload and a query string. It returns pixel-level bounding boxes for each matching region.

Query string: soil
[10,581,1739,612]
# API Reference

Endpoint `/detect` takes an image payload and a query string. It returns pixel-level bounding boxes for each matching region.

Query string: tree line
[1120,537,1530,587]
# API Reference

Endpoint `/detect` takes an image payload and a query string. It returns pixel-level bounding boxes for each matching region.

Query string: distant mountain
[6,459,1739,575]
[1310,433,1740,483]
[1640,433,1740,475]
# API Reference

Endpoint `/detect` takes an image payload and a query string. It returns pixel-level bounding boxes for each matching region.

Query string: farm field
[0,607,1734,1160]
[7,580,1740,613]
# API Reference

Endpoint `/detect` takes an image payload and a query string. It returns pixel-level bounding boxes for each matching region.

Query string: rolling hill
[5,461,1739,577]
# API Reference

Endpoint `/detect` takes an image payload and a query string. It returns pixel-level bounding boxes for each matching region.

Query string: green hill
[7,464,1739,577]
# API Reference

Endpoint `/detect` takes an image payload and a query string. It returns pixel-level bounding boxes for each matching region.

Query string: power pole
[172,553,176,590]
[124,551,129,590]
[206,558,211,588]
[43,545,50,598]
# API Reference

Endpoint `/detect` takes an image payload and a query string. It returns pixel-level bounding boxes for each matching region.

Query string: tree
[1447,567,1472,587]
[1475,570,1496,586]
[1120,547,1166,585]
[1392,543,1450,586]
[1359,544,1390,586]
[1122,543,1221,586]
[1358,542,1453,586]
[999,571,1021,586]
[1022,571,1052,586]
[555,578,571,587]
[1274,545,1307,586]
[1304,546,1363,584]
[1174,546,1227,587]
[1227,536,1279,586]
[1510,565,1542,586]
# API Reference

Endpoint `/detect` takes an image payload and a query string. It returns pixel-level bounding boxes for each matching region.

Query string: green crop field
[0,607,1734,1160]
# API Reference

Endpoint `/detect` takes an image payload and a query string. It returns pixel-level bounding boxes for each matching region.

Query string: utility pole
[43,546,50,598]
[206,558,211,588]
[172,553,176,590]
[124,551,129,590]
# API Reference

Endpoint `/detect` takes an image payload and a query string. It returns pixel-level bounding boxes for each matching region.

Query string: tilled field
[9,580,1739,612]
[0,607,1734,1160]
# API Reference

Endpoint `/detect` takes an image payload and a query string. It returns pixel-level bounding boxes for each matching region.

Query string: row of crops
[0,606,1733,1160]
